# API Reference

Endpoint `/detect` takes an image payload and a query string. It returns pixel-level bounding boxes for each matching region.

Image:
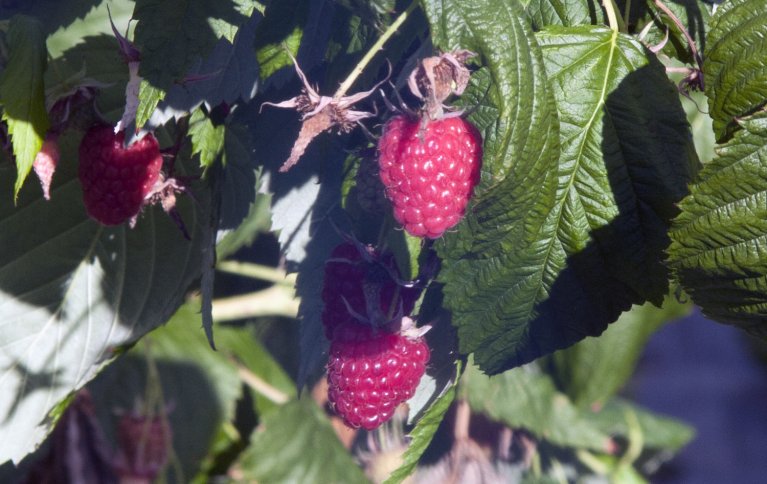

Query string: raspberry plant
[0,0,765,482]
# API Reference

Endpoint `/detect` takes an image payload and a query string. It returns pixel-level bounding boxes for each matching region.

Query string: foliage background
[0,0,766,482]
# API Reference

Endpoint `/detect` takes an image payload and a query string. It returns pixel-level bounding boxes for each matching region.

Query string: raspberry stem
[333,2,418,100]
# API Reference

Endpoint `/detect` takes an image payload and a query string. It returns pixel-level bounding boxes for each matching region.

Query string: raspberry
[327,321,430,430]
[378,115,482,238]
[114,412,172,480]
[78,125,163,225]
[321,242,418,339]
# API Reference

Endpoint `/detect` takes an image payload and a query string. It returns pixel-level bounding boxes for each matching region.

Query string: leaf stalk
[602,0,626,33]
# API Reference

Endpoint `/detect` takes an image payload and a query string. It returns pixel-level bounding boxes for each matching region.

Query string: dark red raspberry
[78,125,163,225]
[114,412,172,480]
[327,321,430,430]
[378,115,482,238]
[321,242,418,339]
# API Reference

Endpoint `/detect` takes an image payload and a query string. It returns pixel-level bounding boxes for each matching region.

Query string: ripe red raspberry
[327,321,430,430]
[321,242,418,339]
[378,115,482,238]
[78,125,163,225]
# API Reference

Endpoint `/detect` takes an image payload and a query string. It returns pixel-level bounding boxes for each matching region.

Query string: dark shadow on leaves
[0,362,63,426]
[0,0,102,35]
[485,63,697,371]
[86,355,223,481]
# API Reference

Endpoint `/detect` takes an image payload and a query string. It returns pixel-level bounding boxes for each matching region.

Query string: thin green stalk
[623,0,632,30]
[602,0,627,32]
[333,2,418,99]
[216,260,295,286]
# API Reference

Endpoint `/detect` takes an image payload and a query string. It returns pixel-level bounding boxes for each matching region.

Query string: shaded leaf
[237,399,368,484]
[704,0,767,140]
[87,304,243,480]
[246,98,350,390]
[253,0,309,89]
[46,34,129,124]
[616,0,709,65]
[461,362,612,452]
[146,13,261,129]
[0,131,205,465]
[668,112,767,334]
[0,15,49,199]
[586,398,695,452]
[522,0,602,29]
[132,0,258,126]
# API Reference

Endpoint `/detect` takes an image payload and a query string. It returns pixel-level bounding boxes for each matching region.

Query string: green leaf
[522,0,602,29]
[189,109,226,169]
[704,0,767,140]
[586,398,695,452]
[548,295,692,409]
[384,361,460,484]
[136,80,166,128]
[215,324,296,415]
[43,0,136,58]
[0,15,49,199]
[668,112,767,333]
[46,34,130,123]
[438,22,697,374]
[238,399,368,484]
[423,0,561,374]
[0,130,205,464]
[87,303,243,480]
[253,0,308,88]
[257,26,302,82]
[461,362,612,451]
[132,0,258,125]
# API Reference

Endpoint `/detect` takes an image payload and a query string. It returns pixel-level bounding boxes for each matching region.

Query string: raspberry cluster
[322,242,429,430]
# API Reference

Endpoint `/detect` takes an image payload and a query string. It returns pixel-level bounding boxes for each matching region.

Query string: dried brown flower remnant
[408,50,477,119]
[261,54,387,172]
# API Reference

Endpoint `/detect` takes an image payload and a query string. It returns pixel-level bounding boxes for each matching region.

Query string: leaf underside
[0,134,204,464]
